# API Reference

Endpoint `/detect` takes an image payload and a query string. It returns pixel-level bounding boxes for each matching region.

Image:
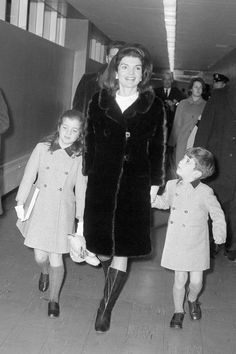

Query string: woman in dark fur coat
[83,43,167,332]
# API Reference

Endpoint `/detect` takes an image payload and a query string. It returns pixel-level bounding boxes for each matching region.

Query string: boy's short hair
[185,147,215,179]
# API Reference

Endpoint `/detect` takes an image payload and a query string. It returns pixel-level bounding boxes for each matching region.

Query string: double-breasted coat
[16,143,87,253]
[153,179,226,271]
[83,89,167,257]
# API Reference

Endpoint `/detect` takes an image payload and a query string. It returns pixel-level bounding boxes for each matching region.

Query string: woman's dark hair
[189,77,206,92]
[101,43,153,96]
[185,147,215,179]
[41,109,84,156]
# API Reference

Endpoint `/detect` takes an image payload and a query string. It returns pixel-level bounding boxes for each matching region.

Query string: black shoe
[225,250,236,261]
[95,267,127,332]
[188,300,201,320]
[170,312,184,329]
[39,273,49,292]
[48,301,60,318]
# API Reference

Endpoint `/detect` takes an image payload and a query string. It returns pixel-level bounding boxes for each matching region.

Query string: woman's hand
[150,186,159,204]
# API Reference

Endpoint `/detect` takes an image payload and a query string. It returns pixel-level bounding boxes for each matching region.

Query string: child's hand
[214,235,226,244]
[15,205,25,221]
[150,186,159,203]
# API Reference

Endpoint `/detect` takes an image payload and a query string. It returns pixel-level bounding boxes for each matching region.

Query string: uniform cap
[213,73,229,83]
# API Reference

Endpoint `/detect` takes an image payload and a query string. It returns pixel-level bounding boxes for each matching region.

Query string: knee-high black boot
[95,267,127,332]
[100,258,112,277]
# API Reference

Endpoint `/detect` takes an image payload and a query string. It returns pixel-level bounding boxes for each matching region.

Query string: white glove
[76,221,84,236]
[150,186,159,203]
[15,205,25,221]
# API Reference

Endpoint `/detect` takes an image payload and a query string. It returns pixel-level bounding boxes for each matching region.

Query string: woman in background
[168,77,206,175]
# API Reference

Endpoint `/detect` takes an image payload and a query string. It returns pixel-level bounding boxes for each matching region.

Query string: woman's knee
[97,255,112,262]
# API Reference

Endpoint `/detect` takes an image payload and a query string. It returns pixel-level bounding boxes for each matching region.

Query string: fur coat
[83,89,166,257]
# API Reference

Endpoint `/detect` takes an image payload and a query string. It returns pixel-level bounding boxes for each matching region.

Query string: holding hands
[68,222,100,266]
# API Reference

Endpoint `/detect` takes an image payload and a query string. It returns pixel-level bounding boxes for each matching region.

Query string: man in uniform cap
[213,73,229,89]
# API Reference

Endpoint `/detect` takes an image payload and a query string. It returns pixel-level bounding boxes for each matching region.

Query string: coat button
[184,210,188,213]
[124,154,130,161]
[44,184,47,188]
[172,207,176,210]
[46,166,50,169]
[104,128,111,137]
[170,221,174,224]
[65,171,69,175]
[58,188,62,191]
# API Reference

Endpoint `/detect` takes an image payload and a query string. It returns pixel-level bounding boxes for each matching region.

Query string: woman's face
[58,117,81,149]
[117,56,142,91]
[191,81,203,98]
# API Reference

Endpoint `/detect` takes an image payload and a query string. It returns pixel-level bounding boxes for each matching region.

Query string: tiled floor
[0,191,236,354]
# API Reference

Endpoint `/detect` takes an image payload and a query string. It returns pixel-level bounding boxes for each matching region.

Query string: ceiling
[67,0,236,81]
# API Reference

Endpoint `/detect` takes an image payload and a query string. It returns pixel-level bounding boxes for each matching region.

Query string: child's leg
[187,271,203,320]
[48,253,64,303]
[34,249,49,292]
[188,271,203,302]
[34,249,49,274]
[173,271,188,312]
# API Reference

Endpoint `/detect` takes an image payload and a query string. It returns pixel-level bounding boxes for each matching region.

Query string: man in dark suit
[194,84,236,261]
[155,72,185,138]
[72,41,125,115]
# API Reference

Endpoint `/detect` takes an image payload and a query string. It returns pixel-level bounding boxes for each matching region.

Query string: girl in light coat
[152,147,226,329]
[15,110,87,318]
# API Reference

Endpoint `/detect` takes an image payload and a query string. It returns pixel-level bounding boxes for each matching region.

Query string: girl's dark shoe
[188,300,201,320]
[48,301,60,318]
[39,273,49,292]
[170,312,184,329]
[95,267,127,332]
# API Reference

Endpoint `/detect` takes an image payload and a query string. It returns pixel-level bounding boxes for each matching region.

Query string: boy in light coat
[152,147,226,329]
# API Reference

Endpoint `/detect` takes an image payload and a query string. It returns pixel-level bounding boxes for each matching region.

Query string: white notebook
[23,185,40,221]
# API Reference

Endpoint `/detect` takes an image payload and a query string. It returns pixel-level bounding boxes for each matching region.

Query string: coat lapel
[98,89,155,126]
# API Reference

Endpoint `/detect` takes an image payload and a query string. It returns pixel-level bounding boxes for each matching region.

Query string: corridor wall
[0,20,74,194]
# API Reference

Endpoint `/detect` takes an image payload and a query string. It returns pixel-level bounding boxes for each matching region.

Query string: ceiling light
[163,0,176,72]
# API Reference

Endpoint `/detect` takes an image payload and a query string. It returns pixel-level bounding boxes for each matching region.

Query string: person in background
[83,43,167,333]
[15,110,87,318]
[194,83,236,261]
[155,72,185,138]
[212,73,229,90]
[0,89,10,215]
[168,77,206,176]
[152,147,226,329]
[72,41,125,115]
